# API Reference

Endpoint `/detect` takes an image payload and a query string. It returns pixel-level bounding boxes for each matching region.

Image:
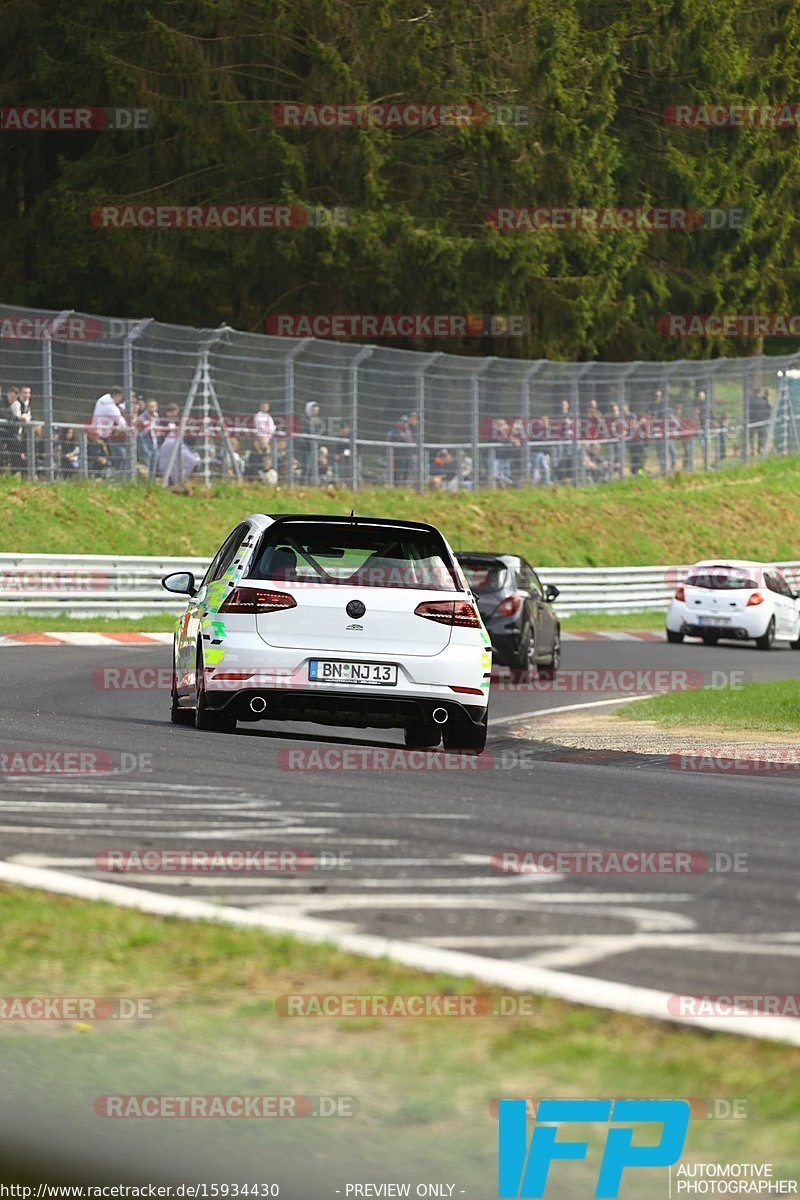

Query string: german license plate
[309,660,398,685]
[698,616,731,626]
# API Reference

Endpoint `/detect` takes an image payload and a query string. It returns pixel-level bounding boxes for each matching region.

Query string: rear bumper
[206,687,488,730]
[185,633,490,728]
[666,601,770,640]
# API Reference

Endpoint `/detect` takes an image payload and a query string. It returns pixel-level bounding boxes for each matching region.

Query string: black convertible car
[456,552,561,678]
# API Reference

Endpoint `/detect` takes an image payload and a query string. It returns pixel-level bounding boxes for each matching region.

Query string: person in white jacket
[91,386,128,474]
[91,387,127,437]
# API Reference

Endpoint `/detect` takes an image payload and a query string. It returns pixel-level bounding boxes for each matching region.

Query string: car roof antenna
[349,508,358,525]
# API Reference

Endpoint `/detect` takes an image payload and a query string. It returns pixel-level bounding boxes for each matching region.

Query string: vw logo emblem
[346,599,366,619]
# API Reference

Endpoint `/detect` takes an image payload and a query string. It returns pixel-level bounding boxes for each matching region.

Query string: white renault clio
[162,514,492,751]
[666,560,800,649]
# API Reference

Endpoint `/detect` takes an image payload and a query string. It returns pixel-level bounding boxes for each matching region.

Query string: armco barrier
[2,554,799,617]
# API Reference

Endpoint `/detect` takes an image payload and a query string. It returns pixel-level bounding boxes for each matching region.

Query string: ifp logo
[498,1098,689,1198]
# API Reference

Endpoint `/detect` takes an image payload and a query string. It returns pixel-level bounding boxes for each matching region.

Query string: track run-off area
[1,634,798,1043]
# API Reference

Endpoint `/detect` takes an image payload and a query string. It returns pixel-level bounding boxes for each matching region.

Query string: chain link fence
[2,301,800,489]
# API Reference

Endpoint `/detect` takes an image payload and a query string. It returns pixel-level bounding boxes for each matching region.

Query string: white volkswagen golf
[666,559,800,649]
[162,513,492,751]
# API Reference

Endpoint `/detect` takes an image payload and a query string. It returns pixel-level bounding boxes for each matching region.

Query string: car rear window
[249,522,459,591]
[458,560,508,592]
[686,568,758,590]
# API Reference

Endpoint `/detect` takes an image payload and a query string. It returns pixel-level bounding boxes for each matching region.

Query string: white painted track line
[0,860,797,1046]
[490,694,656,728]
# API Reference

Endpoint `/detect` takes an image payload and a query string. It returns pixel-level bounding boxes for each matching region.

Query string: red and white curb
[0,631,660,647]
[564,630,664,642]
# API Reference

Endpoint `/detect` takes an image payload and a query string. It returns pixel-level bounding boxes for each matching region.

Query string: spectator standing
[254,401,276,446]
[158,430,199,485]
[1,385,23,472]
[18,385,32,427]
[91,386,127,474]
[387,414,414,484]
[333,422,353,487]
[137,399,161,477]
[303,401,323,481]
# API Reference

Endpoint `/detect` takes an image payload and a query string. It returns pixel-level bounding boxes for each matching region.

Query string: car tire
[538,627,561,680]
[756,617,776,651]
[404,723,441,749]
[194,643,237,732]
[701,631,719,645]
[170,649,195,725]
[666,629,684,643]
[509,623,536,681]
[791,637,800,650]
[442,709,488,754]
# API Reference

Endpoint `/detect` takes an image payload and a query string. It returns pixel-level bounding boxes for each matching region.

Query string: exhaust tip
[432,707,449,725]
[249,696,267,714]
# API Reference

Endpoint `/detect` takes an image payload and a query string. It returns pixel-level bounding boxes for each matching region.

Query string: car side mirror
[544,583,560,602]
[161,571,196,596]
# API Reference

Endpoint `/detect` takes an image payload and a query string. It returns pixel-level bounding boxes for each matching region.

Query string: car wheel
[404,723,441,749]
[791,637,800,650]
[701,631,719,645]
[509,624,535,681]
[666,629,684,643]
[755,617,775,651]
[194,643,237,732]
[538,627,561,679]
[170,649,194,725]
[442,709,488,754]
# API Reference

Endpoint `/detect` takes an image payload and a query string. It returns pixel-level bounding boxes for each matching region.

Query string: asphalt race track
[1,638,798,1009]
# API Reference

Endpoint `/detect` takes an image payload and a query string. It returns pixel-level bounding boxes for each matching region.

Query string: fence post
[41,309,73,483]
[618,361,639,477]
[473,359,494,490]
[523,361,546,485]
[572,363,592,487]
[350,345,373,492]
[283,338,311,488]
[123,318,153,483]
[417,352,443,493]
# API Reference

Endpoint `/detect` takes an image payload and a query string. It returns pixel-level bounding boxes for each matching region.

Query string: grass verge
[618,680,800,731]
[0,613,179,633]
[0,610,666,634]
[3,453,800,564]
[1,884,798,1187]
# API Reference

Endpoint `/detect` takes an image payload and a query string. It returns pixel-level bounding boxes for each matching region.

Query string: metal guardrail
[2,553,799,617]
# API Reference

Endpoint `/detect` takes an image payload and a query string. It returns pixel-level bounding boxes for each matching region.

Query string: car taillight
[219,587,297,614]
[414,600,480,627]
[492,595,523,618]
[746,592,765,607]
[674,586,685,602]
